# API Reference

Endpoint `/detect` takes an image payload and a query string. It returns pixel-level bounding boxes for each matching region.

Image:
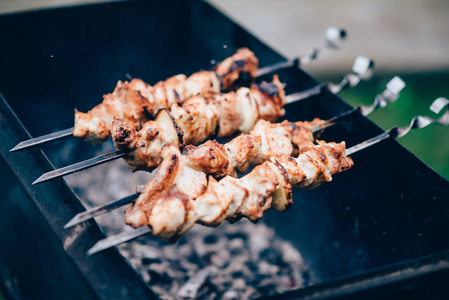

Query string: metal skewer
[87,226,152,256]
[11,27,346,153]
[32,151,126,185]
[255,27,346,77]
[285,55,374,104]
[33,59,375,185]
[64,77,403,229]
[64,193,139,229]
[86,98,449,255]
[10,128,74,152]
[310,76,405,132]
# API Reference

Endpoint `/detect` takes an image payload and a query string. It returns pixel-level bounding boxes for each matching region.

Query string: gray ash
[65,145,314,299]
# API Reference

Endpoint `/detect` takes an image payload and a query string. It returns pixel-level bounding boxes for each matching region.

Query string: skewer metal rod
[32,151,126,185]
[346,97,449,155]
[87,226,152,255]
[64,193,139,229]
[9,127,74,152]
[345,132,390,156]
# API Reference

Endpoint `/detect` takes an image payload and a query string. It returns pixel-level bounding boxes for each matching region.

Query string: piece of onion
[155,109,184,149]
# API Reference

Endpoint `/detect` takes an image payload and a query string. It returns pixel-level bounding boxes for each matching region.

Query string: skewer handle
[310,77,405,133]
[325,27,347,49]
[300,27,347,65]
[359,76,406,116]
[347,97,449,156]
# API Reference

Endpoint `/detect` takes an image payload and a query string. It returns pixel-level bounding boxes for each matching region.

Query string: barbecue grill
[1,1,449,299]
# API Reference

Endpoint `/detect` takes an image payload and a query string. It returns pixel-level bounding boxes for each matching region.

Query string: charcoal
[257,278,277,294]
[231,278,246,290]
[278,242,304,264]
[289,262,305,288]
[178,268,211,298]
[222,290,239,300]
[241,286,259,299]
[142,257,162,265]
[227,238,244,250]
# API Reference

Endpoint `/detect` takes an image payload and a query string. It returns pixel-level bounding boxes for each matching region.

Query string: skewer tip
[32,174,49,185]
[64,193,139,229]
[87,226,152,255]
[9,127,74,152]
[87,243,104,256]
[64,216,81,229]
[9,143,23,152]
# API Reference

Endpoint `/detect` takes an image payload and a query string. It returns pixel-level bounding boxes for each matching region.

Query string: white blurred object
[325,26,347,49]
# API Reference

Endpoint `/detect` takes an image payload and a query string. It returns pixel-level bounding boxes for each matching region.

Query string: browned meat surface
[73,79,150,144]
[73,49,259,144]
[112,118,174,172]
[124,141,353,241]
[73,109,110,145]
[184,71,221,100]
[185,118,316,177]
[250,75,286,122]
[213,92,243,137]
[214,48,259,91]
[111,77,293,172]
[125,144,207,229]
[170,96,219,145]
[125,144,184,227]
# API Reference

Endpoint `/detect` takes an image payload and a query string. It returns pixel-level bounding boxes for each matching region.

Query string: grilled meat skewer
[111,77,405,174]
[114,112,320,174]
[112,76,293,172]
[74,48,258,144]
[116,117,322,227]
[97,95,449,246]
[124,141,353,241]
[13,53,373,154]
[35,74,401,185]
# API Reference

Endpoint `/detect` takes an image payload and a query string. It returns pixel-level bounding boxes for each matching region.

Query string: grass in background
[332,71,449,180]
